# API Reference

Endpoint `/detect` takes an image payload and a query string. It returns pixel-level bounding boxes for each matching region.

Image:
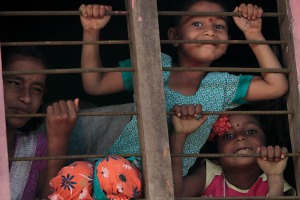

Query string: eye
[192,22,203,27]
[6,80,21,87]
[9,81,19,85]
[32,86,45,95]
[215,24,225,30]
[222,133,234,140]
[246,129,257,135]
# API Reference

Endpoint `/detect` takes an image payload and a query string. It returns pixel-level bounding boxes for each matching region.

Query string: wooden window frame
[0,0,299,199]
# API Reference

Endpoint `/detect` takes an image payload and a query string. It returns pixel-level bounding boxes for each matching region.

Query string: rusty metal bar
[5,110,293,119]
[9,152,300,162]
[1,67,289,76]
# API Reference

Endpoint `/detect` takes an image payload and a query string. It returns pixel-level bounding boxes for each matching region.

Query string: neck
[177,53,213,68]
[223,166,262,190]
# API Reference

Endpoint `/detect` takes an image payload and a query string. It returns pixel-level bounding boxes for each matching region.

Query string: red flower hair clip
[208,115,232,141]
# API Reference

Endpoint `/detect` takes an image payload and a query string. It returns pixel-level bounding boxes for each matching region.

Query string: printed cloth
[108,53,253,175]
[49,156,142,200]
[93,156,142,200]
[49,161,94,200]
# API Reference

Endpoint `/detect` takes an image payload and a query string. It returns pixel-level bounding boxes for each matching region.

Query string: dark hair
[2,46,48,70]
[1,46,48,133]
[168,0,231,28]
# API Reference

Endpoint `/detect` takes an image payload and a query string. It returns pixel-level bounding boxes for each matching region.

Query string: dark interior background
[0,0,281,106]
[0,0,295,188]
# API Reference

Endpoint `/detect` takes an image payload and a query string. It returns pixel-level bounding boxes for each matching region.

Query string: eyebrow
[4,75,45,88]
[185,15,228,24]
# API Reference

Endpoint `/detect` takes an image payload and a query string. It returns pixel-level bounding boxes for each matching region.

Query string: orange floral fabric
[94,156,142,200]
[48,161,94,200]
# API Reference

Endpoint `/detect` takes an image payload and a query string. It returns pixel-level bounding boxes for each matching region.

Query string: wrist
[244,32,265,41]
[83,30,100,41]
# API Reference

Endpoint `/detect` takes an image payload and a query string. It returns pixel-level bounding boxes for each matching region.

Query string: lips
[234,147,253,154]
[9,106,30,114]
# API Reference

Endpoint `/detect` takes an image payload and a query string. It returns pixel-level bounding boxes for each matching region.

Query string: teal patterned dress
[108,53,253,175]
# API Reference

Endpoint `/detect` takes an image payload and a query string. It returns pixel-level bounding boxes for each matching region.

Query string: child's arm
[80,4,125,95]
[233,4,288,101]
[170,104,208,197]
[41,99,79,197]
[256,146,288,196]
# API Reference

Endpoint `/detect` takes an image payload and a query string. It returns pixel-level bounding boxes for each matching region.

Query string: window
[0,0,299,199]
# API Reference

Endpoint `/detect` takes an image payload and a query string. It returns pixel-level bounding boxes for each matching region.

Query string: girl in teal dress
[79,1,288,175]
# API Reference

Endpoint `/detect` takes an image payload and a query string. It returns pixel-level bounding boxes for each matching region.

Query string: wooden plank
[126,0,174,199]
[277,0,300,193]
[0,48,11,199]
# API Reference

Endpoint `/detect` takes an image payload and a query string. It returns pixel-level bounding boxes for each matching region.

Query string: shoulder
[161,53,172,67]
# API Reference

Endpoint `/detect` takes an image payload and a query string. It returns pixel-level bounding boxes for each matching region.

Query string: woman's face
[216,114,266,170]
[3,55,46,131]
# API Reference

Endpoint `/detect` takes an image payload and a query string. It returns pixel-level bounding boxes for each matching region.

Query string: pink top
[201,159,295,197]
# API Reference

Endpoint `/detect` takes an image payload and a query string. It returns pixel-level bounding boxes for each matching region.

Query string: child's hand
[233,3,263,39]
[171,104,208,136]
[256,146,288,177]
[46,98,80,144]
[79,4,112,32]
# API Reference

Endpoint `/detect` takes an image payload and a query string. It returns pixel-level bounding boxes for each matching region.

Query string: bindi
[236,124,239,127]
[208,18,213,22]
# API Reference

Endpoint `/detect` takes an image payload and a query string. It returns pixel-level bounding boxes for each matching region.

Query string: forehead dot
[236,124,239,127]
[208,17,213,22]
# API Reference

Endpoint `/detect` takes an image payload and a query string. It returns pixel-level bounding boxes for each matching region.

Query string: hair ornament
[208,114,232,141]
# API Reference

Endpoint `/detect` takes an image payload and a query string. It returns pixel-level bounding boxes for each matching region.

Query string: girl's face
[216,115,266,170]
[168,1,229,66]
[3,55,46,131]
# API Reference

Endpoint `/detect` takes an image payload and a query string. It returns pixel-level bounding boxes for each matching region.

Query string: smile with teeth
[234,147,252,154]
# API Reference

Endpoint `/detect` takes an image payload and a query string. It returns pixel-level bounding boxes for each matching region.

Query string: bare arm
[41,99,79,198]
[233,4,288,101]
[170,104,208,197]
[80,4,125,95]
[256,146,288,196]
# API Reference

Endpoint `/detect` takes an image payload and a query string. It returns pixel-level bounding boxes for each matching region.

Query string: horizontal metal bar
[9,152,300,161]
[158,11,283,17]
[2,67,135,75]
[0,10,282,17]
[0,40,130,46]
[0,10,127,16]
[0,39,285,46]
[161,39,286,45]
[6,110,294,119]
[2,67,289,76]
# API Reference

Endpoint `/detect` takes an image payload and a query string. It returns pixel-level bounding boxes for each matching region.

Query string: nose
[235,134,246,142]
[203,25,216,37]
[18,88,31,104]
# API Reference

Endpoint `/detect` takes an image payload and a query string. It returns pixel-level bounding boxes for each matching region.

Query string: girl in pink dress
[170,104,296,197]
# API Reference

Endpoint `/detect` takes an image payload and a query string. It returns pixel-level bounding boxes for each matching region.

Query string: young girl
[1,46,79,199]
[170,104,295,197]
[79,1,288,175]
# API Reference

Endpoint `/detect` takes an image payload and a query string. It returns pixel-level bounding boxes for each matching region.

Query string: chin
[7,119,30,131]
